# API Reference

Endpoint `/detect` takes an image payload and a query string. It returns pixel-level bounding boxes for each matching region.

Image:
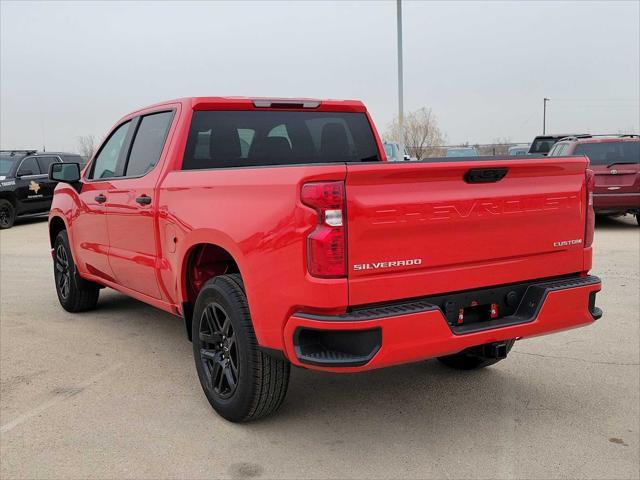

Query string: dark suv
[527,134,587,156]
[0,150,84,229]
[548,135,639,224]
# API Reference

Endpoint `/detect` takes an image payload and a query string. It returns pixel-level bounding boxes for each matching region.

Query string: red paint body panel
[49,96,600,372]
[345,158,588,306]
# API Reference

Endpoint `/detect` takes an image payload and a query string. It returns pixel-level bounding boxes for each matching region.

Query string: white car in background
[383,141,411,161]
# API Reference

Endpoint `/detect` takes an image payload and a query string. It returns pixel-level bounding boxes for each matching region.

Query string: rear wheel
[0,199,16,229]
[53,230,100,312]
[192,274,290,422]
[437,340,515,370]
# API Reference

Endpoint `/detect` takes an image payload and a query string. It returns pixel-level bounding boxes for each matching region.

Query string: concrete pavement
[1,215,638,479]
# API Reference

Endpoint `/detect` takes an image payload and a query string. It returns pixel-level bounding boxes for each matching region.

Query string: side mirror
[50,162,81,183]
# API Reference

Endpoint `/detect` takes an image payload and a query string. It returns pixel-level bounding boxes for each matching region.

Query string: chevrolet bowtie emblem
[29,180,41,194]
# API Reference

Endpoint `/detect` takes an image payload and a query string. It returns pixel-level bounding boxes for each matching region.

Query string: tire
[0,199,16,229]
[53,230,100,312]
[437,340,515,370]
[192,274,290,422]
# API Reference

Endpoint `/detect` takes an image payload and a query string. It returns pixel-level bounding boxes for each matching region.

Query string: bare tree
[385,107,446,160]
[77,135,96,162]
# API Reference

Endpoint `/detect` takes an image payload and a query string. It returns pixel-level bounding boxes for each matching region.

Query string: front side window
[37,156,60,174]
[0,157,17,176]
[90,121,131,180]
[182,111,380,170]
[125,111,174,177]
[17,157,40,176]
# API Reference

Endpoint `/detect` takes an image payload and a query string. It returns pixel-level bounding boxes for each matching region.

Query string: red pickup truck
[48,97,602,422]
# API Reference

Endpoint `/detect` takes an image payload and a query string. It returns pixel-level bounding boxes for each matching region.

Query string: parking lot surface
[1,216,638,479]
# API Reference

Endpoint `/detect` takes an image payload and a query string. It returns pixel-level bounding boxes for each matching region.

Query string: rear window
[575,141,640,166]
[529,137,559,154]
[182,111,380,170]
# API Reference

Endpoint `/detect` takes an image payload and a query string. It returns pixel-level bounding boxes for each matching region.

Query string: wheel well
[49,216,66,246]
[183,243,240,340]
[0,193,16,207]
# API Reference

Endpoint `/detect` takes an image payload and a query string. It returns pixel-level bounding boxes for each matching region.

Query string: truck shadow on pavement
[92,290,569,440]
[595,214,638,230]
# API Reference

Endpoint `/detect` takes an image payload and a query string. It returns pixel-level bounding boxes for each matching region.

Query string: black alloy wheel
[0,200,15,229]
[198,303,239,399]
[52,230,100,312]
[191,274,290,422]
[55,243,71,300]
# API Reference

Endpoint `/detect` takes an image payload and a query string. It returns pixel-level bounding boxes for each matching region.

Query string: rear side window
[36,156,60,173]
[17,157,40,176]
[549,143,569,156]
[182,111,379,170]
[574,141,640,166]
[90,121,131,179]
[125,111,174,176]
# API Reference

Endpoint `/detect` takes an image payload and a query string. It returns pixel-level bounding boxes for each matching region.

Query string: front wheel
[192,274,290,422]
[53,230,100,312]
[0,199,16,229]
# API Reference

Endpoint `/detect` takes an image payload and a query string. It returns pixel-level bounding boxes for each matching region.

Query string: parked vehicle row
[47,96,601,422]
[0,150,84,229]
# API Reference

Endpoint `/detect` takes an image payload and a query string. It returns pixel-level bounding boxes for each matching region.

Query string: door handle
[136,195,152,206]
[95,194,107,203]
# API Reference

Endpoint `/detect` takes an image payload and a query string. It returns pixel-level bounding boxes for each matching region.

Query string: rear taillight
[301,181,346,278]
[585,169,595,247]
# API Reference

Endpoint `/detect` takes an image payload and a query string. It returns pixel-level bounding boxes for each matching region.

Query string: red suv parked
[549,135,639,225]
[47,97,602,422]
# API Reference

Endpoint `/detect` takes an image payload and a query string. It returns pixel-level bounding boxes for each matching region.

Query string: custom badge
[29,181,41,194]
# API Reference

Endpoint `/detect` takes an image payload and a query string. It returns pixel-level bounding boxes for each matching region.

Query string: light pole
[543,97,550,134]
[397,0,404,155]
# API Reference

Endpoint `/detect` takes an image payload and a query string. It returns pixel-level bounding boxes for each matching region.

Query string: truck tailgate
[345,157,588,306]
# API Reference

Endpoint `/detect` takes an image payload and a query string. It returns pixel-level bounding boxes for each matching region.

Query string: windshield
[575,141,640,166]
[446,148,478,157]
[183,111,380,169]
[0,157,17,175]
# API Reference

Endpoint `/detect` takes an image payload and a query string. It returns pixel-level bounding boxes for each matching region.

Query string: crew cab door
[75,120,133,282]
[14,156,48,213]
[35,155,63,205]
[105,110,175,300]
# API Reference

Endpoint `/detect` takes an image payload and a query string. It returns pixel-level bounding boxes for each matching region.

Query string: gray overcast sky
[1,0,639,152]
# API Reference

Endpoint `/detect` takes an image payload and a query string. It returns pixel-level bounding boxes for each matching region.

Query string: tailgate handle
[465,168,508,184]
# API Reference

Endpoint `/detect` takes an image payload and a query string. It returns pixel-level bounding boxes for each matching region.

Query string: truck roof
[126,97,368,117]
[560,134,639,145]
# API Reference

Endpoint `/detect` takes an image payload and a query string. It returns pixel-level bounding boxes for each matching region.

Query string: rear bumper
[594,192,640,212]
[283,275,602,372]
